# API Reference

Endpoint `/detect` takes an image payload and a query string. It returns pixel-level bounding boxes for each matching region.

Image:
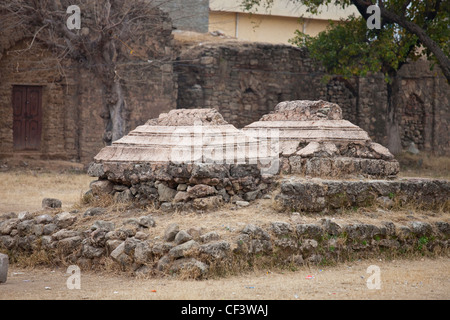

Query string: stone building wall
[176,42,327,129]
[175,41,449,155]
[0,10,177,164]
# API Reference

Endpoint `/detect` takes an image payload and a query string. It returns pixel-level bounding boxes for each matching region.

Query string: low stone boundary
[1,210,448,279]
[275,178,450,212]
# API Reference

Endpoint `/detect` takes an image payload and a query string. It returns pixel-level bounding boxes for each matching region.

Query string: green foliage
[242,0,449,81]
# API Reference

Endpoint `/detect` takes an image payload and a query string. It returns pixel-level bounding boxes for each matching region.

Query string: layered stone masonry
[276,178,450,212]
[0,211,449,278]
[89,108,275,211]
[244,100,400,179]
[88,101,404,210]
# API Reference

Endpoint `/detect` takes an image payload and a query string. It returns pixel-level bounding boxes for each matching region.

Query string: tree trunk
[386,73,403,155]
[110,80,126,143]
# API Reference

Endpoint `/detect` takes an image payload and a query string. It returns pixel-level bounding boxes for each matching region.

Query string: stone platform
[276,177,450,212]
[244,100,399,178]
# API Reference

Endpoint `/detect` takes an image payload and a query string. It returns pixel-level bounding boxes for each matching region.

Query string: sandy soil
[1,257,448,300]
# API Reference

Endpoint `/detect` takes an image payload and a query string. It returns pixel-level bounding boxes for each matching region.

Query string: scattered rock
[164,223,179,242]
[91,180,114,195]
[114,189,133,203]
[236,200,250,207]
[35,214,54,224]
[192,196,223,210]
[84,207,107,217]
[92,220,115,232]
[174,230,193,245]
[136,215,155,228]
[199,241,230,259]
[169,258,209,278]
[199,231,220,243]
[17,211,33,221]
[42,198,62,209]
[55,212,77,229]
[168,240,199,259]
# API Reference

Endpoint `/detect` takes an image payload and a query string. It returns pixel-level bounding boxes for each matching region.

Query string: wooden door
[12,85,42,150]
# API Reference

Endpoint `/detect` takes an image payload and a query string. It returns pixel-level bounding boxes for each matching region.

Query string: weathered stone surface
[42,198,62,209]
[138,215,156,228]
[35,214,54,224]
[269,221,293,237]
[409,221,433,236]
[187,184,216,198]
[0,219,19,235]
[276,178,450,212]
[199,241,230,259]
[17,220,35,235]
[174,191,190,203]
[110,241,131,265]
[242,224,271,240]
[168,240,199,258]
[52,229,81,241]
[134,241,152,264]
[174,230,193,245]
[84,207,107,217]
[157,184,177,202]
[43,224,58,235]
[296,224,323,239]
[169,258,209,278]
[0,253,8,283]
[114,189,133,203]
[199,231,220,243]
[244,100,398,178]
[164,223,180,242]
[92,220,115,232]
[261,100,343,121]
[91,180,114,195]
[55,212,77,228]
[321,218,341,236]
[82,244,105,259]
[192,196,223,210]
[17,211,33,221]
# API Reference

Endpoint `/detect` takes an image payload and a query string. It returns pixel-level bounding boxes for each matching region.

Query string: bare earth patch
[1,257,448,300]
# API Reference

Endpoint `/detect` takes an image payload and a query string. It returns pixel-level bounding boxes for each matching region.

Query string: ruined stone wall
[176,42,327,128]
[0,13,177,163]
[396,60,450,155]
[0,40,80,160]
[176,42,449,155]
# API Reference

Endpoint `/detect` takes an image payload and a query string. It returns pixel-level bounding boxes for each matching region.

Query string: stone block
[0,253,8,283]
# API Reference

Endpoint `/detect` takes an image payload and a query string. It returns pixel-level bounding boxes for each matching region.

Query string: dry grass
[397,151,450,179]
[0,170,93,214]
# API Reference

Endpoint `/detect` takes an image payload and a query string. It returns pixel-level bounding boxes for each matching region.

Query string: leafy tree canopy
[242,0,450,82]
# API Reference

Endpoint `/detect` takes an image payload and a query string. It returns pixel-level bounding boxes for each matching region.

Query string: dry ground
[0,158,449,300]
[1,257,448,300]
